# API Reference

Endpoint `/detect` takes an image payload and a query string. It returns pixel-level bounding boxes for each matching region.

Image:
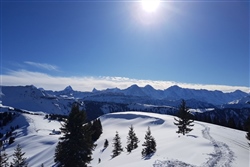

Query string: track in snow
[200,124,234,167]
[154,123,234,167]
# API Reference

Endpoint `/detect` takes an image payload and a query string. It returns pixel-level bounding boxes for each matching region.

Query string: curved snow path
[154,123,234,167]
[200,124,234,167]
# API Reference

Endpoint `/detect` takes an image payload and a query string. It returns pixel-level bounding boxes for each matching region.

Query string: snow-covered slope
[0,111,62,166]
[91,112,249,167]
[2,110,248,167]
[1,85,79,115]
[223,95,250,108]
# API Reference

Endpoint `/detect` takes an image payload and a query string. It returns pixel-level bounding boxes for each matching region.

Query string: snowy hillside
[91,112,249,167]
[0,111,62,166]
[1,85,80,115]
[1,110,248,167]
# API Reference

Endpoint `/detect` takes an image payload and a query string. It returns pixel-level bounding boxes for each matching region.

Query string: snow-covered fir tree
[245,116,250,145]
[104,139,109,149]
[174,100,194,135]
[0,151,9,167]
[11,144,28,167]
[111,131,123,158]
[90,118,103,141]
[54,104,94,167]
[126,125,139,153]
[141,127,156,157]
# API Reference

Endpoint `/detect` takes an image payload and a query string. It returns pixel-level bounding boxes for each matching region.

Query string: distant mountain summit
[122,84,148,97]
[63,85,74,92]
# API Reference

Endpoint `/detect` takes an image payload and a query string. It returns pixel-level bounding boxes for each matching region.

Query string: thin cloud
[0,70,249,93]
[24,61,59,71]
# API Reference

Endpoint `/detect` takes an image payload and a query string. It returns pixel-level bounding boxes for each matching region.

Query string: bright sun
[141,0,160,13]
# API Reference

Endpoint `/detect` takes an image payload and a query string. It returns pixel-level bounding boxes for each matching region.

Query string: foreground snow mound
[91,111,249,167]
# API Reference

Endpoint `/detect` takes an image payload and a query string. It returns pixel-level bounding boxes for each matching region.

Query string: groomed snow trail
[154,123,234,167]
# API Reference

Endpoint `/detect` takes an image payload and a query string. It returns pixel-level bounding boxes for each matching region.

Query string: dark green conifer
[126,125,139,153]
[245,116,250,146]
[54,104,94,167]
[141,127,156,157]
[0,151,9,167]
[11,144,28,167]
[104,139,109,149]
[228,117,236,129]
[174,100,194,135]
[91,118,103,141]
[111,131,123,158]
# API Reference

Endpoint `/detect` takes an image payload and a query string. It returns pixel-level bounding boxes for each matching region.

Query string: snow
[92,112,249,167]
[1,85,75,114]
[2,113,62,166]
[1,111,249,167]
[189,108,215,113]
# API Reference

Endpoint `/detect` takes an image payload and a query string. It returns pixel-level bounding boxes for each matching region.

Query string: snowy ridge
[0,85,80,115]
[1,85,249,131]
[49,85,248,106]
[1,85,249,115]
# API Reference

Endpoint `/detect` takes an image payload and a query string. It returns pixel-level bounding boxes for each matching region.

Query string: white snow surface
[1,111,249,167]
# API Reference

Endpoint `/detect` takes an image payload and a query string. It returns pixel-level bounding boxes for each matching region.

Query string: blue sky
[0,0,249,92]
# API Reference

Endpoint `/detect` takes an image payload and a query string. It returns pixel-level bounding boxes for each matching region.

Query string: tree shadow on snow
[142,153,155,160]
[100,147,107,153]
[187,134,198,138]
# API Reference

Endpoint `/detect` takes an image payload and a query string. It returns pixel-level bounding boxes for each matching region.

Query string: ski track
[154,123,234,167]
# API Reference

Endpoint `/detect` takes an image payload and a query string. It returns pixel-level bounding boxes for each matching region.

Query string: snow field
[1,111,248,167]
[91,111,249,167]
[3,113,62,166]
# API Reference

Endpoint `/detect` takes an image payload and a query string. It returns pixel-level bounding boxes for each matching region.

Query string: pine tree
[104,139,109,149]
[126,125,139,153]
[244,116,250,131]
[245,116,250,145]
[246,130,250,146]
[141,127,156,157]
[0,151,9,167]
[111,131,123,158]
[174,100,194,135]
[228,117,236,129]
[11,144,28,167]
[91,118,103,141]
[54,104,94,167]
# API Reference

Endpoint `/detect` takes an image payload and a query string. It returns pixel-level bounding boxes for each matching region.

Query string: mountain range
[0,84,249,167]
[0,84,249,129]
[1,84,249,111]
[50,84,249,106]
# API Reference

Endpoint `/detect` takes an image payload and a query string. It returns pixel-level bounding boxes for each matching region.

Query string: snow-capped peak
[123,84,147,97]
